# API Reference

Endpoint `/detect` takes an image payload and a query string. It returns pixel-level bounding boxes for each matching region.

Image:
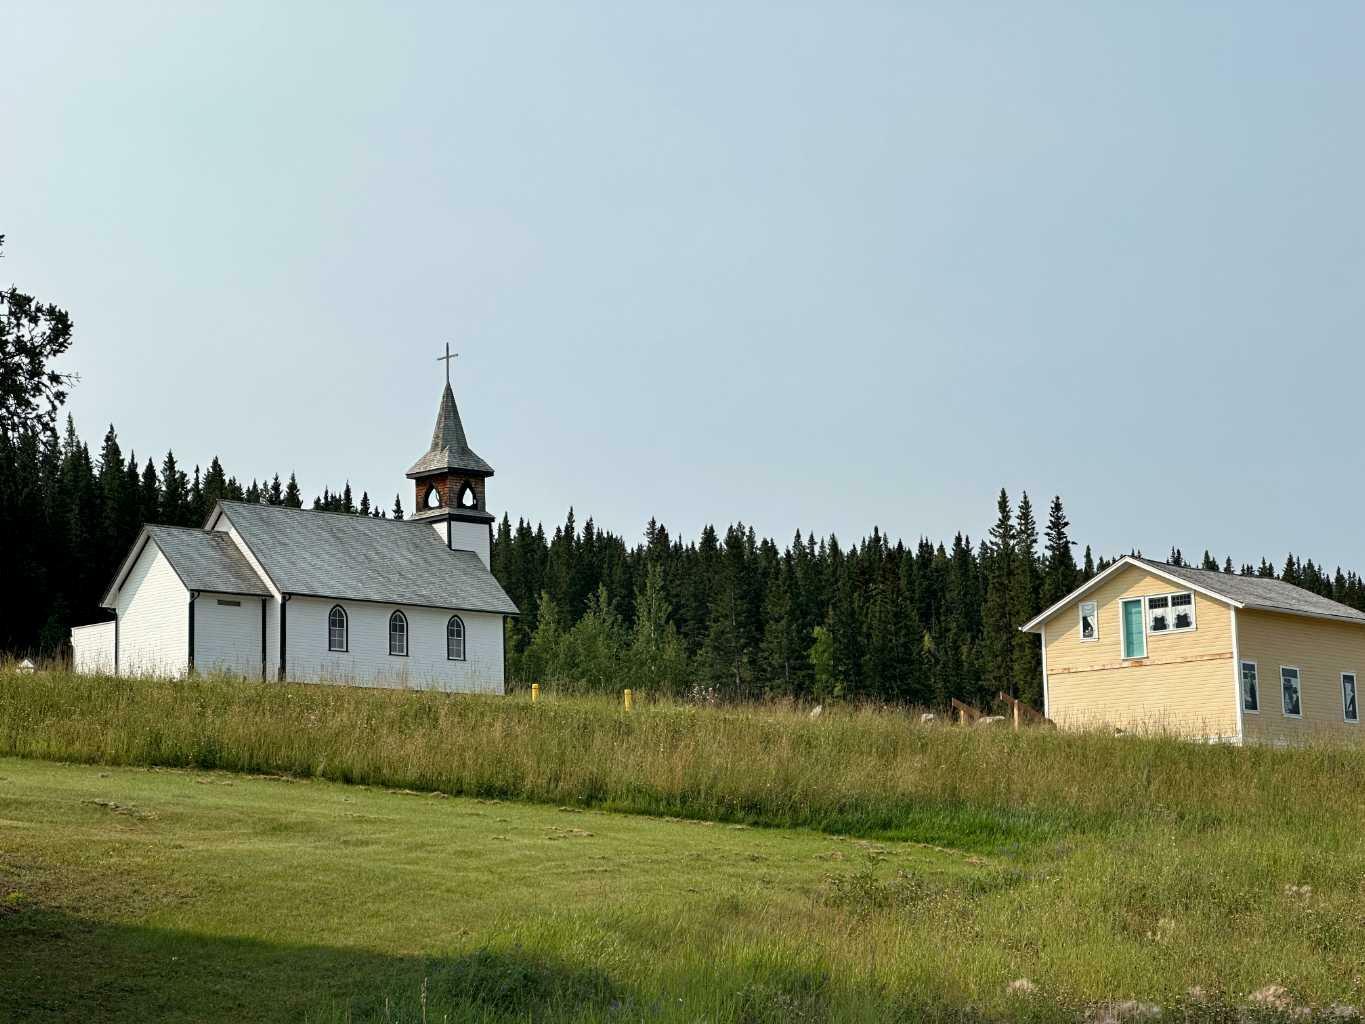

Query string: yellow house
[1021,556,1365,743]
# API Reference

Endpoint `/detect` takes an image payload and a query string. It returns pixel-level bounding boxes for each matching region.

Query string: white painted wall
[116,545,190,677]
[449,520,491,567]
[209,515,281,673]
[284,595,504,692]
[71,621,115,674]
[195,594,269,678]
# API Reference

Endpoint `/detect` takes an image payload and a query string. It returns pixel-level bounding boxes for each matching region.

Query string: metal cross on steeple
[437,343,459,386]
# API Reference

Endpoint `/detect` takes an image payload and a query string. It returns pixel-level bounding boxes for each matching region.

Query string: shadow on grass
[1,907,618,1024]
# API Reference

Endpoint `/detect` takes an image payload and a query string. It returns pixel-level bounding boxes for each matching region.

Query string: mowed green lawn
[1,757,987,1023]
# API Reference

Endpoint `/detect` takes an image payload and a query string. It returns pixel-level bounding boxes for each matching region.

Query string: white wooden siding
[284,596,504,692]
[71,621,115,674]
[115,544,190,677]
[195,594,268,677]
[449,520,491,567]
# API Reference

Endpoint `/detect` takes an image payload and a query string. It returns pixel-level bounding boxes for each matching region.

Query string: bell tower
[407,346,495,566]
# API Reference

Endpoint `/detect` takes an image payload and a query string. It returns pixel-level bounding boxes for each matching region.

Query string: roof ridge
[219,500,427,528]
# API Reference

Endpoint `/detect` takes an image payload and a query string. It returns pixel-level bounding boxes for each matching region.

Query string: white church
[70,366,519,691]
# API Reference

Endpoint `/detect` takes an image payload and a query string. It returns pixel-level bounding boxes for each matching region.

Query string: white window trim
[1240,660,1259,715]
[1280,665,1303,719]
[1078,601,1099,643]
[1120,598,1147,660]
[1145,590,1196,639]
[1343,671,1359,724]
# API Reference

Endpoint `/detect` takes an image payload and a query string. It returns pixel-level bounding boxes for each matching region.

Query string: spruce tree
[283,473,302,508]
[1009,492,1041,704]
[982,489,1015,697]
[391,494,404,521]
[1041,495,1078,606]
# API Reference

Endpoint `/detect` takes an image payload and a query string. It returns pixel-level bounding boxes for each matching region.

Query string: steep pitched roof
[1021,555,1365,631]
[101,524,271,606]
[214,501,518,614]
[406,383,494,478]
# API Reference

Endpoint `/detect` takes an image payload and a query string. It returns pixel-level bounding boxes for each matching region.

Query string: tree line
[7,238,1365,705]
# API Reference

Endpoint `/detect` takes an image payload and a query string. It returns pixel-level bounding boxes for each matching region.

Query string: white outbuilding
[71,373,518,691]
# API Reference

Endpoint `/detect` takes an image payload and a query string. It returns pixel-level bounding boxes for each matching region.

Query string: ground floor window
[1281,666,1302,718]
[1343,673,1358,723]
[389,610,408,656]
[1241,661,1259,713]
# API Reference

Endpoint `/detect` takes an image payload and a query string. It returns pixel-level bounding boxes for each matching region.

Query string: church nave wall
[284,596,504,693]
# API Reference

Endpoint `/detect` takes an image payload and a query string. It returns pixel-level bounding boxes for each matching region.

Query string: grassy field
[4,669,1365,1021]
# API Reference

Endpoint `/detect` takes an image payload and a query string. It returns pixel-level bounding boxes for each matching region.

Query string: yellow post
[1013,700,1021,732]
[623,688,633,711]
[531,683,540,703]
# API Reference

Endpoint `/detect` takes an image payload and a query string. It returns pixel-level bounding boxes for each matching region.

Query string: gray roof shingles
[218,501,518,614]
[146,525,272,596]
[406,382,494,477]
[1136,557,1365,625]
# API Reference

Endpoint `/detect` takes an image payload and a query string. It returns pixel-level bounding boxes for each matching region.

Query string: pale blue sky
[5,3,1363,566]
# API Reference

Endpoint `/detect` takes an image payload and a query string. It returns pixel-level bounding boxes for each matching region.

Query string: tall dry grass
[4,667,1363,852]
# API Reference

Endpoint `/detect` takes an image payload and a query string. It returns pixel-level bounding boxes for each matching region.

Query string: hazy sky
[5,3,1364,567]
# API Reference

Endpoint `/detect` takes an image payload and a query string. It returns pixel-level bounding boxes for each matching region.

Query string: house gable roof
[1020,555,1365,632]
[212,501,518,615]
[101,524,272,607]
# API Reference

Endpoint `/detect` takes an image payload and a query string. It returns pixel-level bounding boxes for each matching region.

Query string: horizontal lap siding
[195,595,267,678]
[285,596,504,693]
[1237,610,1365,743]
[1043,565,1237,738]
[116,546,189,678]
[71,621,115,674]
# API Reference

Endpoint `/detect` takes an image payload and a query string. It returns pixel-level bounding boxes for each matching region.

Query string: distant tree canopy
[0,235,76,441]
[6,238,1365,705]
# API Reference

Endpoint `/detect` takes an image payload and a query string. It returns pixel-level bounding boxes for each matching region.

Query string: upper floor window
[328,605,348,652]
[389,610,408,657]
[1079,601,1098,642]
[447,615,466,661]
[423,485,441,510]
[1147,591,1195,635]
[1344,673,1359,724]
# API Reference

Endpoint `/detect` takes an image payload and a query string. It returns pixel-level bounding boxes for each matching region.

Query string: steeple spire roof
[406,382,494,478]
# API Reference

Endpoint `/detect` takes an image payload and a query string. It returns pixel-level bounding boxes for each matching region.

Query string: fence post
[623,688,633,711]
[1013,700,1021,732]
[531,682,540,703]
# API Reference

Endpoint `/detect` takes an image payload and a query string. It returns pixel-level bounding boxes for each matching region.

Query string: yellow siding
[1042,564,1237,738]
[1236,610,1365,744]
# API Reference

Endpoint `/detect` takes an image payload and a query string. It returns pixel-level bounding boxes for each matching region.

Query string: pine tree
[982,489,1015,697]
[1041,495,1078,606]
[159,451,189,524]
[358,491,370,516]
[1201,550,1219,571]
[283,473,302,508]
[1083,545,1095,580]
[391,494,404,521]
[1010,492,1041,704]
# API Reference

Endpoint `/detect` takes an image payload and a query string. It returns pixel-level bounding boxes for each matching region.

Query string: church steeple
[407,358,495,531]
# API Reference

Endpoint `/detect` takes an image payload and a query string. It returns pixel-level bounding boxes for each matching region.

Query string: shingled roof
[1131,557,1365,625]
[214,501,518,614]
[406,383,494,478]
[101,524,272,606]
[1022,555,1365,631]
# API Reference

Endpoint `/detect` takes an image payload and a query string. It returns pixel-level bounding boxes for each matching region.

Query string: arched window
[328,605,348,652]
[457,482,477,509]
[447,615,466,661]
[423,484,440,510]
[388,610,408,657]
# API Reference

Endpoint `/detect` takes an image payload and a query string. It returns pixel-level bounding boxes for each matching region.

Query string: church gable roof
[101,524,271,606]
[406,383,494,478]
[214,501,518,615]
